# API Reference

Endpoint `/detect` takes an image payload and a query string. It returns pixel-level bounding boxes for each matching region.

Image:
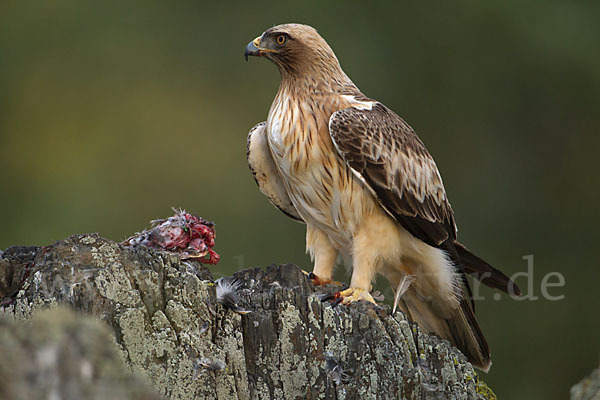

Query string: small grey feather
[193,357,226,379]
[324,352,349,386]
[199,321,209,335]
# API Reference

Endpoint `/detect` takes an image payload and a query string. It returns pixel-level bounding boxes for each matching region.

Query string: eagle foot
[321,287,377,306]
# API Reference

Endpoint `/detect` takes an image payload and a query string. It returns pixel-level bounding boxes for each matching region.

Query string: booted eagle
[244,23,519,371]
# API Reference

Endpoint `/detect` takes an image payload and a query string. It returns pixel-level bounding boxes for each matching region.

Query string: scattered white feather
[215,278,251,314]
[392,274,416,314]
[215,278,242,303]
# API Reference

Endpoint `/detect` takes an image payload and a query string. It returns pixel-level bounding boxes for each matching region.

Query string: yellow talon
[337,287,376,305]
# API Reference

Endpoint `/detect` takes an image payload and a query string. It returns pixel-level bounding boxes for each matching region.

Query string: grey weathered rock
[571,367,600,400]
[0,233,495,399]
[0,307,159,400]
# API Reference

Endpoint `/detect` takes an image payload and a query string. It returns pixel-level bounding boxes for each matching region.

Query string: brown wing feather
[329,103,456,248]
[329,103,483,309]
[328,103,524,303]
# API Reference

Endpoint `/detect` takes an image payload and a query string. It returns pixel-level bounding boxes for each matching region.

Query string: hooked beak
[244,37,261,61]
[244,36,277,61]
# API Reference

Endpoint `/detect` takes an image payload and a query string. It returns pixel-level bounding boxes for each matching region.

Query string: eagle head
[244,23,342,77]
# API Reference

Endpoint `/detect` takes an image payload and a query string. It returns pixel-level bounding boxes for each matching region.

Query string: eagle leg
[306,226,339,285]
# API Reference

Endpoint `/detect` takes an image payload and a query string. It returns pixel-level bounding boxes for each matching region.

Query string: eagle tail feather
[399,292,492,372]
[455,242,522,296]
[448,298,492,372]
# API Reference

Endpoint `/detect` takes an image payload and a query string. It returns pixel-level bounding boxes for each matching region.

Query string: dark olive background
[1,1,598,398]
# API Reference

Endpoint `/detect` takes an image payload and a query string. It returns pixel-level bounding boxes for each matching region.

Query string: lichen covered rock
[1,234,494,399]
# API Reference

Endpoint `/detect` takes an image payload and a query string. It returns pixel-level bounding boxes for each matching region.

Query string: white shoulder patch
[341,95,375,111]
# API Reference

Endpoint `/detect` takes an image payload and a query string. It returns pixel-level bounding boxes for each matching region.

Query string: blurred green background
[1,1,598,398]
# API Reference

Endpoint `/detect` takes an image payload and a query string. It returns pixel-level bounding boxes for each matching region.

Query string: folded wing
[247,122,304,223]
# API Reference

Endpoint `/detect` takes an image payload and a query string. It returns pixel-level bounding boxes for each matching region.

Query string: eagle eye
[276,34,286,45]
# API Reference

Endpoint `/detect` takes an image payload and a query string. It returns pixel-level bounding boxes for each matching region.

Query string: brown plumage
[244,23,519,372]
